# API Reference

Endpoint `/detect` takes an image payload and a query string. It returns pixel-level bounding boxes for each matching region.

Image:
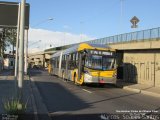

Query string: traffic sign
[130,16,139,28]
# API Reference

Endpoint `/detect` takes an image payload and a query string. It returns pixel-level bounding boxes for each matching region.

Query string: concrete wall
[109,39,160,50]
[120,50,160,87]
[109,39,160,87]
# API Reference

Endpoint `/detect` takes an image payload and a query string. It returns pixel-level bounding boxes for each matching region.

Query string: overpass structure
[88,27,160,87]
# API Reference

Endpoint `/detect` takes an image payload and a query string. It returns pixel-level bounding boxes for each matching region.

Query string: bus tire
[74,73,77,84]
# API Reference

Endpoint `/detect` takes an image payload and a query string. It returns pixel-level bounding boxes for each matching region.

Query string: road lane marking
[82,89,92,93]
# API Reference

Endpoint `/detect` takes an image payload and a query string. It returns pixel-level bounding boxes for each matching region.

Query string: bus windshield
[85,55,115,70]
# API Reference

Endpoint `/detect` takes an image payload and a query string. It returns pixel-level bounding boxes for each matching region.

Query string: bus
[48,43,117,86]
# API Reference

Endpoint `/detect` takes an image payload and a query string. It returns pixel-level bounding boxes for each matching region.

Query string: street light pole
[120,0,124,33]
[18,0,26,97]
[24,30,28,75]
[32,18,53,28]
[80,21,84,43]
[15,3,21,96]
[28,40,41,46]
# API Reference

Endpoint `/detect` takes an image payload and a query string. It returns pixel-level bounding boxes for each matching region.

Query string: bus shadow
[85,83,117,89]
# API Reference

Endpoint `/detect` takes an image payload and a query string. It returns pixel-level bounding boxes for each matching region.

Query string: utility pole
[15,3,21,96]
[80,21,83,43]
[120,0,124,33]
[18,0,26,97]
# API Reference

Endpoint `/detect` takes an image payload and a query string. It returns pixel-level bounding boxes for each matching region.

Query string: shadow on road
[34,81,91,113]
[30,69,160,120]
[50,113,108,120]
[29,69,43,76]
[88,92,140,105]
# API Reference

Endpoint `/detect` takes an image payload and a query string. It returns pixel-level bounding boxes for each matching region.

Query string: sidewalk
[0,70,36,119]
[116,80,160,98]
[0,69,54,120]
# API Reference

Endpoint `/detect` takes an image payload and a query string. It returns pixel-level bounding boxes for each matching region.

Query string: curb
[0,70,12,80]
[123,86,141,93]
[30,77,52,120]
[122,86,160,98]
[141,90,160,98]
[28,76,38,120]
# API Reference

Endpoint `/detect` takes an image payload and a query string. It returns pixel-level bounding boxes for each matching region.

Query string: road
[30,69,160,120]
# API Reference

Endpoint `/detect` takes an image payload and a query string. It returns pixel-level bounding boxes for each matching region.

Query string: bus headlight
[84,73,92,83]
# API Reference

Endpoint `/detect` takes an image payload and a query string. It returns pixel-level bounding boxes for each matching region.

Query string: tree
[0,29,9,57]
[0,28,17,57]
[4,28,17,55]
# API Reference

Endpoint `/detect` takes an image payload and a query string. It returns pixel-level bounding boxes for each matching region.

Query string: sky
[2,0,160,53]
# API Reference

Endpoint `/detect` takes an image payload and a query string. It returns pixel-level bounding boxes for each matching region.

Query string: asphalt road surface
[30,69,160,120]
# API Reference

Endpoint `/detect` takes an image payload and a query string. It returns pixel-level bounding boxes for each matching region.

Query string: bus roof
[51,43,115,58]
[63,43,115,55]
[51,50,63,58]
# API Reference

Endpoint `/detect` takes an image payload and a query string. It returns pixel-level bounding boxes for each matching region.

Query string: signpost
[130,16,140,28]
[0,1,29,28]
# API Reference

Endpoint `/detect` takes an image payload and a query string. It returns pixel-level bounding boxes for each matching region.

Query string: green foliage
[0,28,17,56]
[5,28,17,48]
[3,97,29,115]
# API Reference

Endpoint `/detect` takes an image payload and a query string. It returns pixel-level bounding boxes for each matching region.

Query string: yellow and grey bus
[48,43,117,85]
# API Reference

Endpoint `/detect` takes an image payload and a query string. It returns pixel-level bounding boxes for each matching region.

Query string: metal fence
[88,27,160,44]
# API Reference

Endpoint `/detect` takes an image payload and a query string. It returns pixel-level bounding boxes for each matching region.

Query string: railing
[88,27,160,44]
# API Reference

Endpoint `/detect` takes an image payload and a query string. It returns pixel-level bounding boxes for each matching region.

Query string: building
[28,51,56,68]
[3,54,15,70]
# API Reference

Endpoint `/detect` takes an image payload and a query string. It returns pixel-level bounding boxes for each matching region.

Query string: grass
[3,97,29,115]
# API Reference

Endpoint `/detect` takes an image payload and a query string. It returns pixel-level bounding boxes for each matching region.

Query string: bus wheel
[80,82,84,86]
[79,78,84,86]
[74,73,77,84]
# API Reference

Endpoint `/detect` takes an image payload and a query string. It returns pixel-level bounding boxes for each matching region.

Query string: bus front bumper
[84,74,117,84]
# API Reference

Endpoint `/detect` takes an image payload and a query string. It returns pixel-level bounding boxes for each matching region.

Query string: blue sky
[29,0,160,37]
[2,0,160,52]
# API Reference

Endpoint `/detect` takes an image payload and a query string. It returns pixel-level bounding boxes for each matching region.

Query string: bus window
[85,54,115,70]
[91,55,102,69]
[102,56,115,70]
